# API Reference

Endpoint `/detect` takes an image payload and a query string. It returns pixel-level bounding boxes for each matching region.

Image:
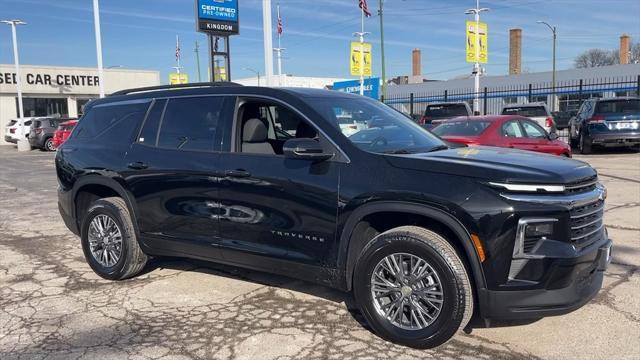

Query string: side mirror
[283,138,333,161]
[548,132,559,141]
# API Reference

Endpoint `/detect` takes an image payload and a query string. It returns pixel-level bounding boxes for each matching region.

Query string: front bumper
[479,239,611,320]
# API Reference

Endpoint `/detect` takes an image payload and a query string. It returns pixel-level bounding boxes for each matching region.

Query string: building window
[503,96,518,104]
[76,99,93,116]
[16,97,68,118]
[531,95,548,104]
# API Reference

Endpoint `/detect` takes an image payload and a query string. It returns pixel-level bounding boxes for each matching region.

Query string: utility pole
[465,0,489,115]
[537,21,557,111]
[378,0,386,99]
[1,19,28,151]
[92,0,105,98]
[262,0,274,86]
[195,40,202,82]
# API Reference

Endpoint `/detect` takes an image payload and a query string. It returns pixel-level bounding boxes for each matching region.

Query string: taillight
[588,115,605,124]
[10,128,16,134]
[419,116,428,125]
[35,128,43,134]
[545,117,553,128]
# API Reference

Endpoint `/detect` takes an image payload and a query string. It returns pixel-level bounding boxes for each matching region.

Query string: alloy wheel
[87,214,123,267]
[370,253,444,330]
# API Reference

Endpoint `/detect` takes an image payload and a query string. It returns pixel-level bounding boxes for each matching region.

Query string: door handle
[127,161,148,170]
[225,169,251,178]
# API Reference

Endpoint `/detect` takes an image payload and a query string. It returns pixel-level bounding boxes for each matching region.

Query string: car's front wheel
[80,197,147,280]
[353,226,473,349]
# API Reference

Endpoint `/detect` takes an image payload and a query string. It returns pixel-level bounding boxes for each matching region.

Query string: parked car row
[410,96,639,155]
[4,117,77,151]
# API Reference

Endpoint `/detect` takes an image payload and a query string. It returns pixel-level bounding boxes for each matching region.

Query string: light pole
[378,0,386,99]
[92,0,105,98]
[262,0,274,86]
[2,19,29,151]
[537,21,557,111]
[244,67,261,86]
[465,1,489,115]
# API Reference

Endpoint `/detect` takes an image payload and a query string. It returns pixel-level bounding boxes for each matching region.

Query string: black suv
[56,83,612,349]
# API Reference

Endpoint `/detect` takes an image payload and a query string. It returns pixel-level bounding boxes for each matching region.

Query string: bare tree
[631,42,640,64]
[574,48,618,68]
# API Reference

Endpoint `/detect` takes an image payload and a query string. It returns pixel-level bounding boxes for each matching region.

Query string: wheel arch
[339,201,487,293]
[72,176,140,238]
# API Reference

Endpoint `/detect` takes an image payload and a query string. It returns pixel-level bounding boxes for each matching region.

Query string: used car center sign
[196,0,239,35]
[0,71,100,87]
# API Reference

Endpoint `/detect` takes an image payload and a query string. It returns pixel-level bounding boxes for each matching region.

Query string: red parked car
[52,119,78,149]
[432,115,572,157]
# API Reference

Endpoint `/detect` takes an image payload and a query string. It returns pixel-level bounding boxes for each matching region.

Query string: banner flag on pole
[358,0,372,17]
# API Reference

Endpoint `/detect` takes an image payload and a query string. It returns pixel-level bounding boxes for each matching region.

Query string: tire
[44,138,55,152]
[80,197,147,280]
[579,132,592,154]
[353,226,473,349]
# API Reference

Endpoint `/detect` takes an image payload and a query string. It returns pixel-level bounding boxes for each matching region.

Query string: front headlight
[514,218,558,259]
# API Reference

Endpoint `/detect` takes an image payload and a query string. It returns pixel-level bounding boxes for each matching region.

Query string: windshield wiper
[426,145,450,153]
[382,148,414,154]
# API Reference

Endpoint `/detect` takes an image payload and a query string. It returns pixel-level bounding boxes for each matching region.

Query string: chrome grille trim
[571,223,605,241]
[571,217,602,230]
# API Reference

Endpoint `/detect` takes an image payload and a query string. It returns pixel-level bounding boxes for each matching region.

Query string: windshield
[424,104,469,119]
[308,96,446,154]
[595,99,640,114]
[432,120,492,136]
[502,106,548,117]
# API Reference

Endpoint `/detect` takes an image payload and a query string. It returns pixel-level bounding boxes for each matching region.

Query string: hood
[384,146,595,184]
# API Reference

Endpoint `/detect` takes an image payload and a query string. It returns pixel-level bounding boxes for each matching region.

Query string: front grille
[564,175,598,195]
[570,199,605,250]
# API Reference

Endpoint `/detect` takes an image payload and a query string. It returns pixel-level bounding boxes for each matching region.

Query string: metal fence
[382,75,640,143]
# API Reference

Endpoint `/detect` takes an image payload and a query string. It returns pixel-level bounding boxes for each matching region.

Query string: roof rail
[110,81,243,96]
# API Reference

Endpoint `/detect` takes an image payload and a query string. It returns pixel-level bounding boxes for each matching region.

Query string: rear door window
[74,101,151,144]
[157,97,225,152]
[502,106,547,117]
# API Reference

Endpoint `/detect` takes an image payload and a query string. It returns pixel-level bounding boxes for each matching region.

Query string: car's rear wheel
[80,197,147,280]
[353,226,473,349]
[579,132,592,154]
[44,138,55,151]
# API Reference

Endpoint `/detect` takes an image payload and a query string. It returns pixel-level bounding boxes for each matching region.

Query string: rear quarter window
[73,101,150,145]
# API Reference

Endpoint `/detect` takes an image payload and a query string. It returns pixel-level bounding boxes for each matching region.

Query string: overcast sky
[0,0,638,83]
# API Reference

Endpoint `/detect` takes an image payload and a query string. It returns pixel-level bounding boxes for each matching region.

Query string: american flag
[175,36,181,62]
[358,0,372,17]
[277,5,283,35]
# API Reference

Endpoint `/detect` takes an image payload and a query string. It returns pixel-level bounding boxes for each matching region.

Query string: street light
[465,1,489,115]
[244,67,261,86]
[92,0,105,98]
[1,19,29,151]
[537,20,557,111]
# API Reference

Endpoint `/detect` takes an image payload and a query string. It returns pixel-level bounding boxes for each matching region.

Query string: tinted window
[137,99,167,146]
[424,104,470,119]
[502,121,525,138]
[157,97,224,152]
[308,96,445,154]
[75,101,150,140]
[595,99,640,114]
[502,106,547,117]
[432,121,492,136]
[521,121,546,138]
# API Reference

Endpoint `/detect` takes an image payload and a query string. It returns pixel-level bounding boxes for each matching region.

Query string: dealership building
[0,64,160,144]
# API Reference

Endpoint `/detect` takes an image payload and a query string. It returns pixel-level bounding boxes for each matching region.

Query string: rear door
[123,95,235,259]
[520,119,558,154]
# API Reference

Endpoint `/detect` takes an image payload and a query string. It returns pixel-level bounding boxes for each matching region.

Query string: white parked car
[4,118,42,144]
[501,102,556,133]
[337,115,368,137]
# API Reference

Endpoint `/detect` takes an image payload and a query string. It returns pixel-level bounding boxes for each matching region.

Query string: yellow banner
[466,21,488,64]
[350,41,372,77]
[169,73,189,85]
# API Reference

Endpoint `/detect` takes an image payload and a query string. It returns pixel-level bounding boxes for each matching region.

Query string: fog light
[525,222,554,238]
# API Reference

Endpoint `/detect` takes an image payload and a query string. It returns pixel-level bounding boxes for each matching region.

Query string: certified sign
[196,0,240,35]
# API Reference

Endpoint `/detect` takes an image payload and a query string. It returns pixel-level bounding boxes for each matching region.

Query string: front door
[217,98,342,267]
[123,96,233,259]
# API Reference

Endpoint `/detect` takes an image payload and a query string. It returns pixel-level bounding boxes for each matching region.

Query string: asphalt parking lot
[0,145,638,360]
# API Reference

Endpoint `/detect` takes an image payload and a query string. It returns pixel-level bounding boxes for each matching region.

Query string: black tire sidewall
[80,200,132,280]
[354,233,464,347]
